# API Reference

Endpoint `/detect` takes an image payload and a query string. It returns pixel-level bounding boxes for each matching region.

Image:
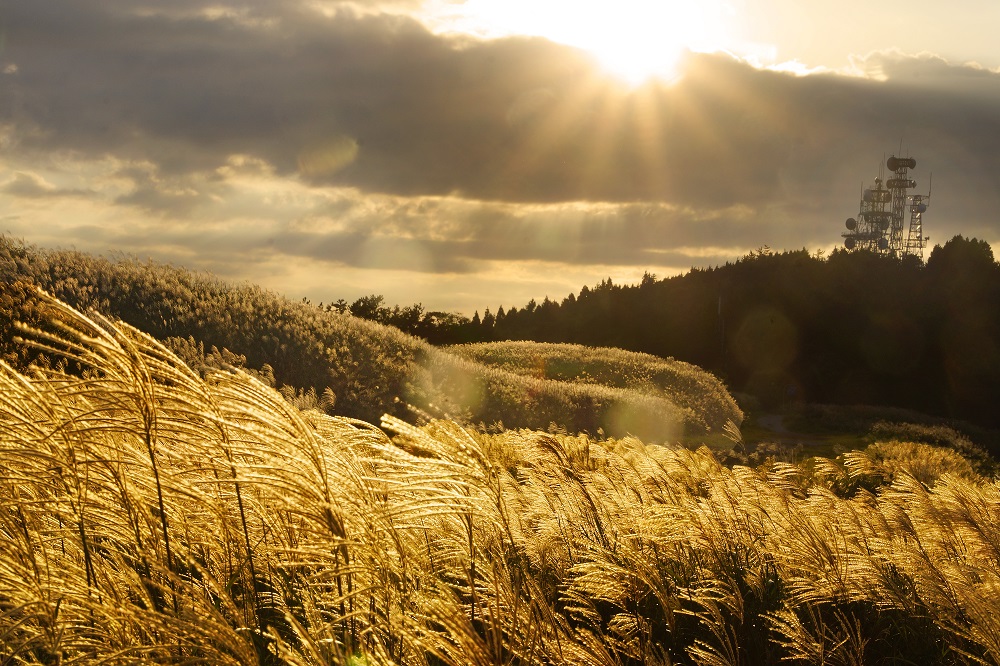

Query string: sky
[2,0,1000,314]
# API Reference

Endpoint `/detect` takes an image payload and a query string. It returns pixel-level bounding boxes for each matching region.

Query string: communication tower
[842,155,930,258]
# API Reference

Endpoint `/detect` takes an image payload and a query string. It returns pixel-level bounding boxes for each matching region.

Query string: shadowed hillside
[0,236,740,441]
[449,341,740,437]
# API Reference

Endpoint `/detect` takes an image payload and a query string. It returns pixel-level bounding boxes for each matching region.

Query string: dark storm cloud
[3,0,999,212]
[3,0,1000,283]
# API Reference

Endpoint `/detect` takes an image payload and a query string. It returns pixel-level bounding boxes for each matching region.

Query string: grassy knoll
[0,237,740,442]
[0,294,998,665]
[448,341,742,437]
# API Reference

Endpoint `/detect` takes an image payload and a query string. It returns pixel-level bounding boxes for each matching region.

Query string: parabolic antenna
[839,152,930,259]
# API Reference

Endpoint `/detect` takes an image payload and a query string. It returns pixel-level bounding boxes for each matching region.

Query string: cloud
[0,159,760,277]
[112,163,225,215]
[3,2,1000,213]
[2,0,1000,312]
[1,172,59,198]
[88,183,791,276]
[0,171,93,199]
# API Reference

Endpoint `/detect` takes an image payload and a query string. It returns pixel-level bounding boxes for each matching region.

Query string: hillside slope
[449,341,741,435]
[438,241,1000,428]
[0,236,739,441]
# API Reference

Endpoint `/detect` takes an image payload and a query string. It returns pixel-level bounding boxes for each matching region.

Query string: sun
[420,0,731,85]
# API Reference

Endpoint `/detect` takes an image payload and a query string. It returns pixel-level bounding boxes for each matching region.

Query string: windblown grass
[410,346,700,443]
[1,293,998,664]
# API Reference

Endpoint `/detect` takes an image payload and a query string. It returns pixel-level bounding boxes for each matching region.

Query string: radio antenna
[840,152,929,259]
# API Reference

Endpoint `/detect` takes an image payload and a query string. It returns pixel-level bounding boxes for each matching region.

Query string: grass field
[0,238,740,445]
[448,341,741,440]
[1,293,998,664]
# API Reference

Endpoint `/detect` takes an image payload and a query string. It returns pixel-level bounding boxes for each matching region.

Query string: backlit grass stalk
[2,289,1000,664]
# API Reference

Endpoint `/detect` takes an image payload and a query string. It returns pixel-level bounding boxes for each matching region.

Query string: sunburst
[422,0,731,85]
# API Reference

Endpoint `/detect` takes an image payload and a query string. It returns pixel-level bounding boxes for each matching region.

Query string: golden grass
[447,341,742,438]
[1,291,998,664]
[0,238,739,443]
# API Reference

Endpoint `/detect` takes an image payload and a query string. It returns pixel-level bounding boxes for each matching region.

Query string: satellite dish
[845,237,856,250]
[878,238,889,250]
[887,156,916,171]
[916,203,927,213]
[846,218,857,230]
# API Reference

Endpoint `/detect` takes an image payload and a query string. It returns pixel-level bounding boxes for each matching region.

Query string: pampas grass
[0,290,998,664]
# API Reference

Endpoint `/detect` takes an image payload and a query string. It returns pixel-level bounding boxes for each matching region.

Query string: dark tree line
[300,293,473,344]
[381,236,999,428]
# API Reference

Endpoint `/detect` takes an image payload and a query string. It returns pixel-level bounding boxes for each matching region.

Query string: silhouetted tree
[924,236,1000,423]
[350,294,388,321]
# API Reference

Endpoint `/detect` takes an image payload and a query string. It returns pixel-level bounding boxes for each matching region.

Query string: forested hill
[444,236,1000,428]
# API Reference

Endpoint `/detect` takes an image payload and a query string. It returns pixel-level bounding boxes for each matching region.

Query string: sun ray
[497,71,620,198]
[628,84,672,198]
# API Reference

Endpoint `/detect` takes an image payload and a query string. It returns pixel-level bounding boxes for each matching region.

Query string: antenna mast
[841,154,930,259]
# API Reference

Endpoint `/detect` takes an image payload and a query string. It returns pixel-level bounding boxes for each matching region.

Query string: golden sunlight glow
[421,0,731,84]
